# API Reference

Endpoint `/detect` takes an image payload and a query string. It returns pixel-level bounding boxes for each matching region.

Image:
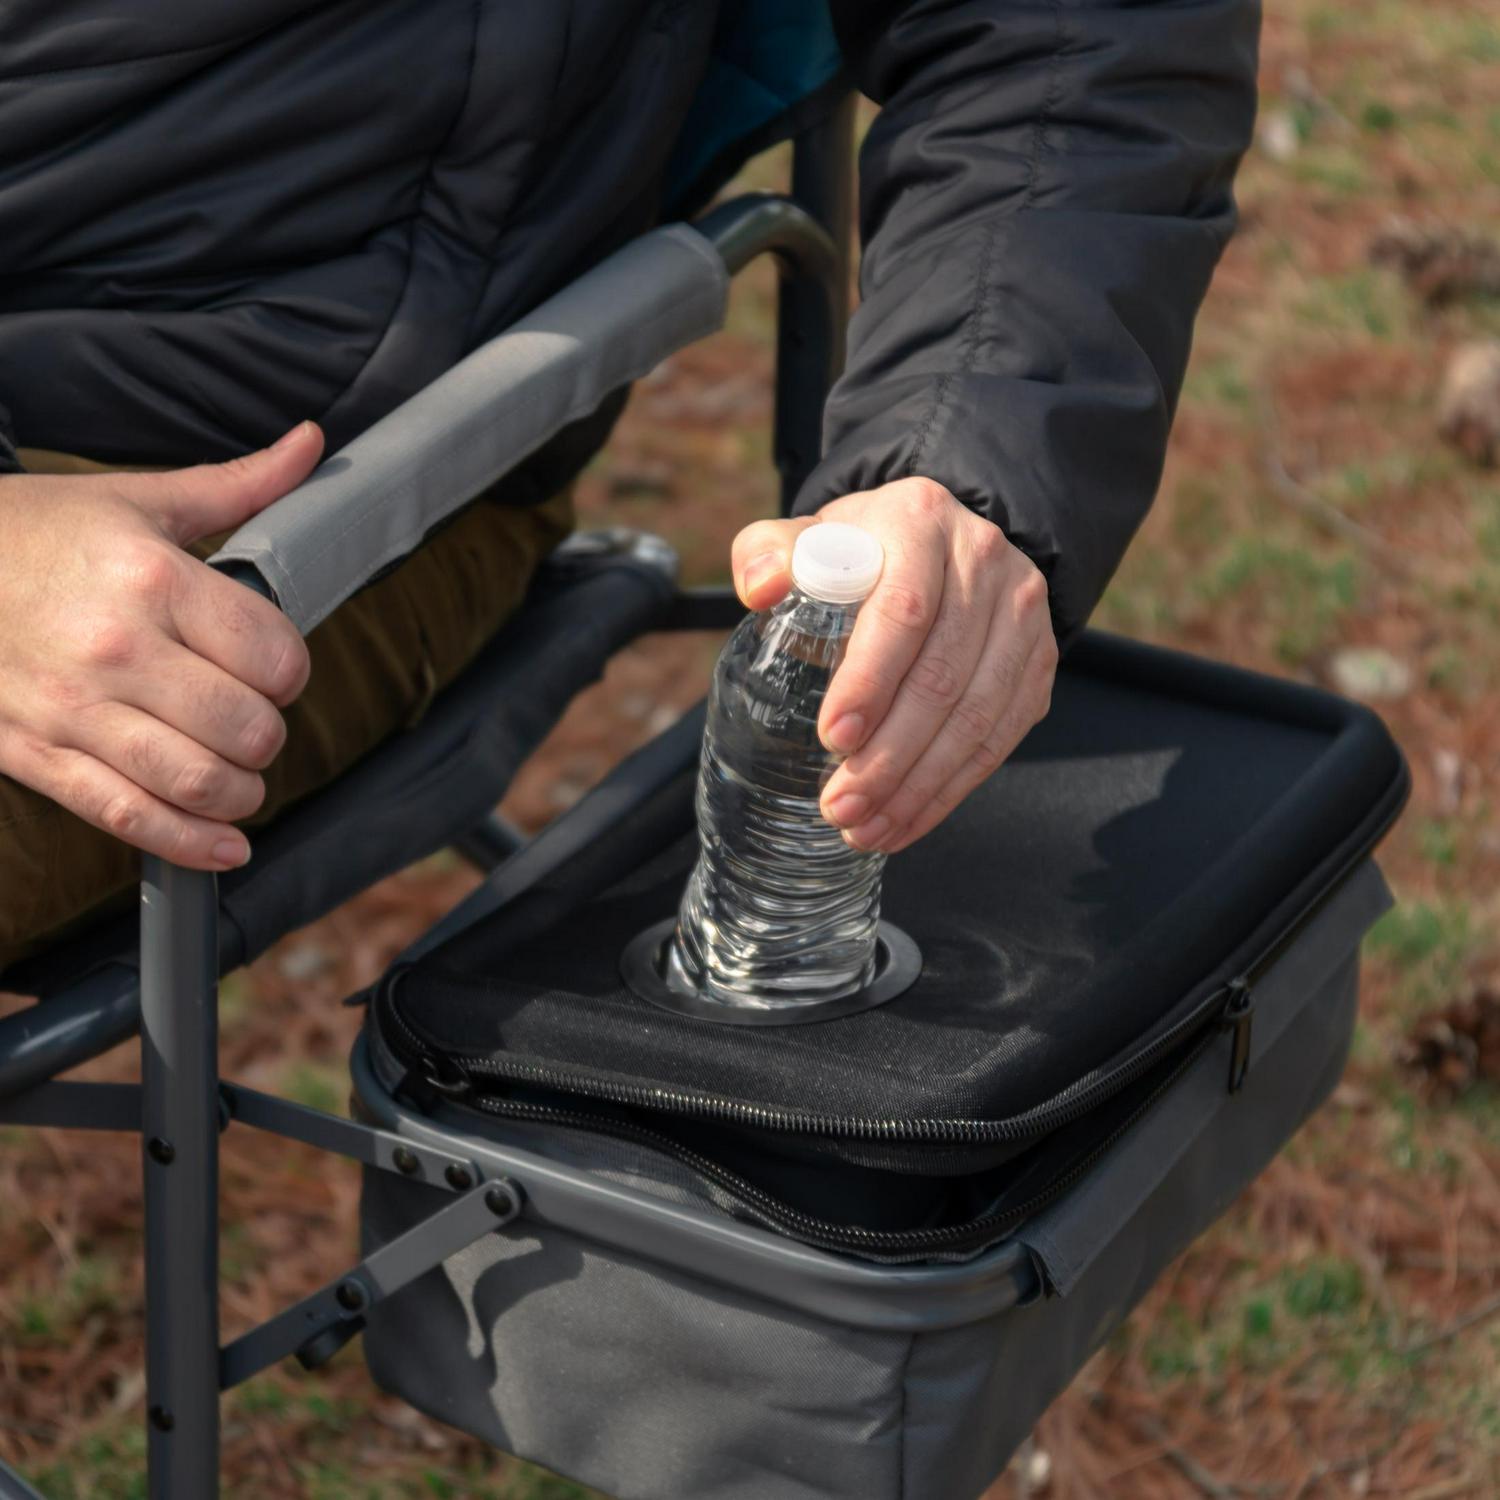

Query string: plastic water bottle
[666,522,887,1011]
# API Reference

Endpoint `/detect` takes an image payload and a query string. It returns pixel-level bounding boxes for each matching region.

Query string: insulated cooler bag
[354,631,1408,1500]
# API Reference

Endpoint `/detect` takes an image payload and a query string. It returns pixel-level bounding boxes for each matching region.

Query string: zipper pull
[1223,976,1254,1095]
[424,1053,476,1101]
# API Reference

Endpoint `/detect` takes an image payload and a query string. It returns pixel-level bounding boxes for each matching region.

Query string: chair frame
[0,100,856,1500]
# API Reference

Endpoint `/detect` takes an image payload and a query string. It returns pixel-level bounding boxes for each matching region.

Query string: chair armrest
[207,222,730,634]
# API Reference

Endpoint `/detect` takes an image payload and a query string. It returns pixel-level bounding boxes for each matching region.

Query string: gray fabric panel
[209,223,728,634]
[1017,860,1390,1297]
[903,952,1364,1500]
[355,866,1383,1498]
[358,953,1364,1500]
[362,1166,909,1500]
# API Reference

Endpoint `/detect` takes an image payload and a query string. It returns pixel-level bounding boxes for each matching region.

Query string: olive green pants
[0,449,573,976]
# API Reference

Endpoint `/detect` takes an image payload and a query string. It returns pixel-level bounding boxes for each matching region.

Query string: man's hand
[0,423,324,869]
[732,478,1057,854]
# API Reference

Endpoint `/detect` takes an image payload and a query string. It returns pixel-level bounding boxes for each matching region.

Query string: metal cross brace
[220,1080,480,1190]
[0,1077,481,1191]
[218,1175,523,1388]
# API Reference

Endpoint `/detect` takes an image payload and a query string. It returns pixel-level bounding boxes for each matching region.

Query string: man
[0,0,1258,970]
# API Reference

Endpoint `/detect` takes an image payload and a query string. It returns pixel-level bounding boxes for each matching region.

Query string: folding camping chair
[0,92,1409,1500]
[0,102,859,1500]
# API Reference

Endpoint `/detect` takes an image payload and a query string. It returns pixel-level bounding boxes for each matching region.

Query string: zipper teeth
[385,979,1230,1145]
[460,1024,1217,1256]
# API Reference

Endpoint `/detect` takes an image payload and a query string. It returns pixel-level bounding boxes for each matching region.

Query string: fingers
[731,517,817,610]
[67,702,267,826]
[881,653,1055,857]
[2,730,250,871]
[116,421,325,547]
[815,485,949,756]
[171,560,311,707]
[862,609,1056,855]
[820,554,995,836]
[116,637,288,773]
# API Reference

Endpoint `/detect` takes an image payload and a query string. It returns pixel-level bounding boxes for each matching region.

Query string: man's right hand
[0,422,324,870]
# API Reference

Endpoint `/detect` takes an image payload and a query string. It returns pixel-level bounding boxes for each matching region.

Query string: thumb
[731,516,817,610]
[121,422,326,545]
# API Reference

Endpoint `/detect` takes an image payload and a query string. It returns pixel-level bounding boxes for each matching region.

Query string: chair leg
[0,1460,50,1499]
[139,859,222,1500]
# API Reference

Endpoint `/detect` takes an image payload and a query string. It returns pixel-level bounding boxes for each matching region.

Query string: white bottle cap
[790,523,884,604]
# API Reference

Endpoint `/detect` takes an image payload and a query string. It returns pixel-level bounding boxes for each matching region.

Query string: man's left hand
[731,477,1058,854]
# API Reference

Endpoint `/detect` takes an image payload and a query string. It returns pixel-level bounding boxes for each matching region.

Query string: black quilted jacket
[0,0,1258,638]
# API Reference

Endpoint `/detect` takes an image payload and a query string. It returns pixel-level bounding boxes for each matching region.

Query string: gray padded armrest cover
[209,223,729,634]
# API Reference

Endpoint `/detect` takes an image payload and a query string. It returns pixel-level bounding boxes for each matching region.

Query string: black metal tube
[139,859,221,1500]
[0,1460,49,1500]
[0,964,140,1102]
[697,194,842,512]
[791,93,856,378]
[695,193,838,281]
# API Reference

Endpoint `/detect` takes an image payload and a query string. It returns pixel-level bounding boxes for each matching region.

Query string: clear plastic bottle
[666,522,886,1011]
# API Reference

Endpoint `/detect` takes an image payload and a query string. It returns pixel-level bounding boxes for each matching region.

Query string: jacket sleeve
[802,0,1260,641]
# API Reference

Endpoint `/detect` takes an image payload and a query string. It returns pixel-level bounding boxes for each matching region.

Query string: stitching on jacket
[311,0,485,432]
[905,0,1069,482]
[0,34,251,84]
[460,0,577,352]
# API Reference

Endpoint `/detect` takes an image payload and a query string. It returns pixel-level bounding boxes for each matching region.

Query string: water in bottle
[665,522,887,1011]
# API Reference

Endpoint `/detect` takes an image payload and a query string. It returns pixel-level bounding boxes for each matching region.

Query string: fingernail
[844,814,890,850]
[827,792,870,827]
[824,713,865,753]
[743,552,781,592]
[212,837,250,869]
[272,421,309,450]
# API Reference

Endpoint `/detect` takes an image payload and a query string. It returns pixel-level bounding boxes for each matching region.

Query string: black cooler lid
[379,633,1408,1157]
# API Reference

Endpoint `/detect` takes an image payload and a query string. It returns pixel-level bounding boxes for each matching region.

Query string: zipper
[381,973,1239,1149]
[440,1021,1220,1259]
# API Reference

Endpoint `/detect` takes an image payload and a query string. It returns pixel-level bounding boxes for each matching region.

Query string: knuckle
[949,694,996,743]
[75,617,140,672]
[850,748,905,805]
[875,583,930,631]
[161,817,202,865]
[970,739,1008,776]
[1012,566,1050,621]
[239,708,286,768]
[929,777,966,814]
[98,791,147,841]
[1037,628,1060,674]
[240,773,268,819]
[969,521,1008,565]
[1030,673,1055,726]
[831,661,884,702]
[906,654,963,709]
[173,758,225,811]
[120,729,165,780]
[905,478,953,519]
[112,542,179,602]
[264,632,311,704]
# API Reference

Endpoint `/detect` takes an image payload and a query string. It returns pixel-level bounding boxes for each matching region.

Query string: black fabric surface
[1,2,1257,642]
[386,634,1407,1165]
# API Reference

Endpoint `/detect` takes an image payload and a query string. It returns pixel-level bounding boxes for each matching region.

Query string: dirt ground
[3,2,1500,1496]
